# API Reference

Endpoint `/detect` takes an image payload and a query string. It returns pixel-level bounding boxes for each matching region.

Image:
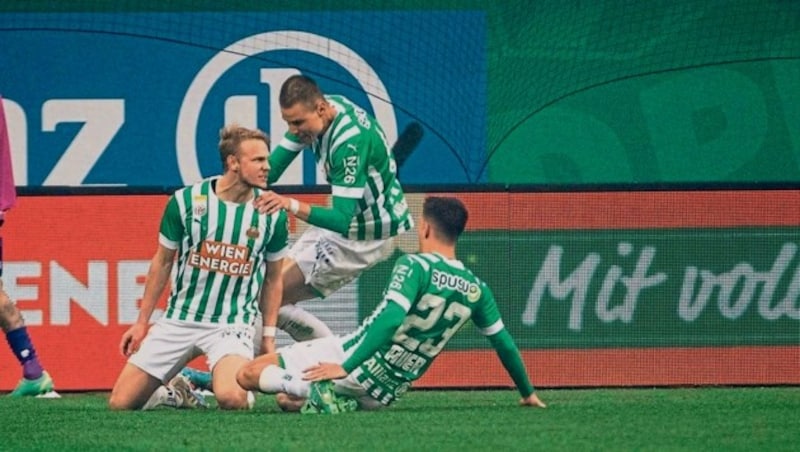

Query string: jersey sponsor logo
[343,155,358,185]
[388,263,412,291]
[431,269,479,299]
[466,284,482,303]
[187,240,253,276]
[353,106,372,129]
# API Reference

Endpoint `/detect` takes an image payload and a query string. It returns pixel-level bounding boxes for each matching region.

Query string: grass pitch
[2,387,799,451]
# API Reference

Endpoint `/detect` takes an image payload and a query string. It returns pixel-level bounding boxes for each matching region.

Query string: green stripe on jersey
[160,177,283,325]
[308,95,414,240]
[341,252,500,405]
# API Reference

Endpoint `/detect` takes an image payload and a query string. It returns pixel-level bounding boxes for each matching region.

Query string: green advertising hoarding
[361,228,800,350]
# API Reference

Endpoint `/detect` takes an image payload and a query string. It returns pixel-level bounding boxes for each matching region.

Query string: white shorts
[277,336,384,411]
[289,226,397,298]
[129,318,255,382]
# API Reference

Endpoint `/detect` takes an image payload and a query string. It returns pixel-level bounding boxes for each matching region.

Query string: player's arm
[255,136,365,234]
[253,193,357,236]
[303,256,419,381]
[267,135,304,184]
[303,300,405,382]
[259,211,290,355]
[137,244,176,325]
[475,285,546,408]
[120,196,180,357]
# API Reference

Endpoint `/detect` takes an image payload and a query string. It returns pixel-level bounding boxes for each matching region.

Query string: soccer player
[108,125,288,411]
[236,196,547,413]
[182,75,415,390]
[0,96,55,397]
[253,74,415,345]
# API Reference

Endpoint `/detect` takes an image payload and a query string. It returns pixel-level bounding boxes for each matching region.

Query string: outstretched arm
[254,193,358,236]
[486,329,546,408]
[267,144,301,185]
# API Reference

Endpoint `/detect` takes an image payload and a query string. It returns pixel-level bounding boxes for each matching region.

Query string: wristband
[262,326,277,337]
[288,198,300,215]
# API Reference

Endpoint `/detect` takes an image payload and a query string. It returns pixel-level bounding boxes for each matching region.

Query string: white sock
[141,385,182,410]
[258,365,309,398]
[278,305,333,341]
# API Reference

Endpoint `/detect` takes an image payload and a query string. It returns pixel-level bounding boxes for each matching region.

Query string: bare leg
[277,260,333,341]
[211,354,252,410]
[236,353,281,391]
[108,363,162,410]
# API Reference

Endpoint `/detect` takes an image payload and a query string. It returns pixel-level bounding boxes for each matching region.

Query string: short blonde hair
[218,125,270,171]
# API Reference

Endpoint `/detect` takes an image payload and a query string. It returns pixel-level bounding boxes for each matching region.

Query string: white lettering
[117,260,164,324]
[42,99,125,185]
[596,244,667,323]
[50,260,108,326]
[679,242,800,321]
[522,245,601,331]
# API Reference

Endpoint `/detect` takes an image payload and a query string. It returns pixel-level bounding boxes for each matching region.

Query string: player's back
[320,95,413,240]
[342,251,493,405]
[380,252,489,379]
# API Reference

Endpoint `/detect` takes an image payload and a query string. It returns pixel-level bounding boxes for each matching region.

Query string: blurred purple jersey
[0,95,16,222]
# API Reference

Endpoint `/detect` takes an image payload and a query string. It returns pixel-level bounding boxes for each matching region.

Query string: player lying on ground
[108,125,288,411]
[236,196,546,413]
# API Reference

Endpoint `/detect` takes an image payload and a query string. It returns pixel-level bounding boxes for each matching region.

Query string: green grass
[3,387,799,451]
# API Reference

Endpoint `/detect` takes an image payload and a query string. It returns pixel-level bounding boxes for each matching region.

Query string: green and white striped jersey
[158,177,289,325]
[274,95,413,240]
[342,252,504,405]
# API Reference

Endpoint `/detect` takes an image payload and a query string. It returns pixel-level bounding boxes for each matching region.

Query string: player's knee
[236,364,259,390]
[215,390,250,410]
[108,391,134,411]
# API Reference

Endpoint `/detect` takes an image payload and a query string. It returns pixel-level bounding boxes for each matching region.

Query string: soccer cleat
[8,371,54,397]
[169,374,209,409]
[301,380,358,415]
[180,367,213,392]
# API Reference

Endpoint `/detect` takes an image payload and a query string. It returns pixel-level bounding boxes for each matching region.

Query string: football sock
[258,364,309,398]
[5,327,44,380]
[277,305,333,341]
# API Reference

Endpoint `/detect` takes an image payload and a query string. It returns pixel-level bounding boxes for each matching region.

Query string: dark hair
[279,74,324,110]
[422,196,469,244]
[218,125,270,170]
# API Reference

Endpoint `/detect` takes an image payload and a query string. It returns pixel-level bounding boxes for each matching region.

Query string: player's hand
[119,322,148,357]
[260,336,276,355]
[302,362,347,381]
[519,392,547,408]
[253,191,288,215]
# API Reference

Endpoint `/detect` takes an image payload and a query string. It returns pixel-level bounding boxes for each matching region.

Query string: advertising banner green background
[360,228,800,349]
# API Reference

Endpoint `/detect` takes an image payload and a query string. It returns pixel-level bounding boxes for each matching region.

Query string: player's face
[281,101,326,145]
[234,139,270,188]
